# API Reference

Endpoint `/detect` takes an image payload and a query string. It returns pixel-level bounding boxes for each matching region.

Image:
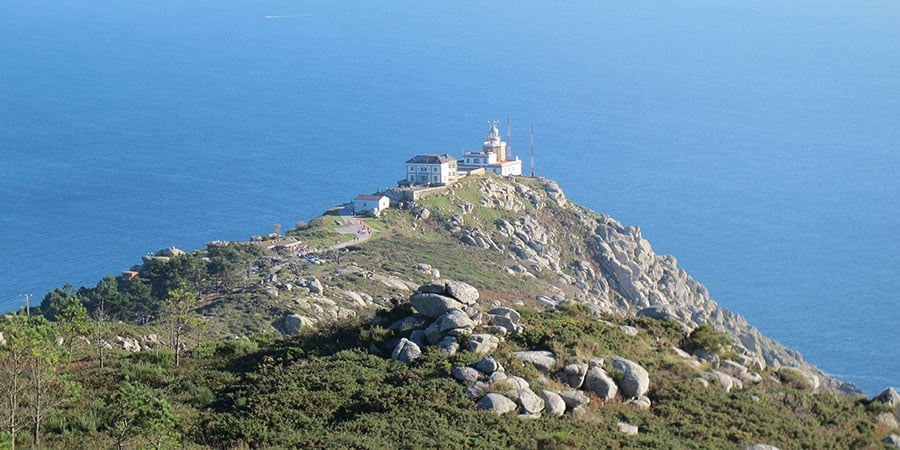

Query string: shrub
[206,339,261,358]
[685,324,732,355]
[130,349,175,368]
[358,325,392,348]
[777,367,814,390]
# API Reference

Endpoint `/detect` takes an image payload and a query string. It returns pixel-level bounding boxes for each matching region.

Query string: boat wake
[265,14,307,19]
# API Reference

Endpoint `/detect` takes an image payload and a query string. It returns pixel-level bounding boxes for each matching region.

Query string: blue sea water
[1,0,897,394]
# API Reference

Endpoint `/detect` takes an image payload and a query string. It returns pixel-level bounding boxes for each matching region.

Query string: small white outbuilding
[353,194,390,216]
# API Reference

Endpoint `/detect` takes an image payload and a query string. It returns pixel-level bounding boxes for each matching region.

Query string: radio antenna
[530,123,535,178]
[506,113,512,159]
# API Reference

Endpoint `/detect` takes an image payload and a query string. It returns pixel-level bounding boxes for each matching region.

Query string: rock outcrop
[873,387,900,407]
[607,356,650,399]
[383,279,666,419]
[390,338,422,363]
[476,393,517,415]
[444,176,854,393]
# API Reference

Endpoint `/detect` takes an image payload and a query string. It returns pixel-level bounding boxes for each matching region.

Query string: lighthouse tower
[458,120,523,176]
[483,122,507,162]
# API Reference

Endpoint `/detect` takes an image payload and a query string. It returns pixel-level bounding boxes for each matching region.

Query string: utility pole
[507,113,512,159]
[23,293,31,317]
[530,123,535,178]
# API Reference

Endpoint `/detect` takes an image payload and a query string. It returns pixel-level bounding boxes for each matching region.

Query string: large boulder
[417,279,480,305]
[557,390,590,411]
[410,292,464,318]
[583,366,618,401]
[412,205,431,221]
[515,388,545,415]
[628,395,652,410]
[561,363,589,388]
[280,314,315,335]
[115,336,141,353]
[873,387,900,407]
[306,277,324,295]
[409,330,426,347]
[475,356,503,374]
[387,315,430,332]
[512,350,556,373]
[720,359,749,378]
[495,375,530,391]
[155,246,185,257]
[424,321,443,344]
[436,309,475,333]
[487,308,521,334]
[877,412,900,431]
[544,180,567,206]
[617,422,638,436]
[486,314,519,335]
[437,336,460,354]
[608,356,650,399]
[452,366,481,384]
[476,393,517,415]
[466,381,489,400]
[883,434,900,448]
[539,390,566,417]
[390,338,422,364]
[489,307,521,324]
[704,370,739,392]
[468,334,500,354]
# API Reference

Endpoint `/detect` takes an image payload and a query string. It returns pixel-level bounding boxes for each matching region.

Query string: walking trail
[326,204,374,251]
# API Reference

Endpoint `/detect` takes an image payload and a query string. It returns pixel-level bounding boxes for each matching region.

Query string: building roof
[354,194,387,201]
[405,154,457,164]
[255,238,304,250]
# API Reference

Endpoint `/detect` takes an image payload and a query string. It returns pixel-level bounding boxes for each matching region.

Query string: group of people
[353,225,369,242]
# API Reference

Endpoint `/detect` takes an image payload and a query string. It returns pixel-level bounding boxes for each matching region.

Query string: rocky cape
[179,175,858,394]
[60,175,858,394]
[14,173,900,448]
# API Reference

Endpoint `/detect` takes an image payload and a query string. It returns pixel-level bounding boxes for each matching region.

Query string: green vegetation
[4,174,895,448]
[685,323,733,356]
[289,215,347,248]
[3,302,891,449]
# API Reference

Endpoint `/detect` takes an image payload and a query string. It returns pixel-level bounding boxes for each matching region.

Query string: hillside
[202,174,847,391]
[3,173,899,449]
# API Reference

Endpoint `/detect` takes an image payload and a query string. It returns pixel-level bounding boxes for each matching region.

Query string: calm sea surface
[1,0,897,394]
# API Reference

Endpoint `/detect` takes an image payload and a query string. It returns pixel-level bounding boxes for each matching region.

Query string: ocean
[1,0,897,394]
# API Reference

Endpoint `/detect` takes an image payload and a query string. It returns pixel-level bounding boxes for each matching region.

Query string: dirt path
[327,204,374,250]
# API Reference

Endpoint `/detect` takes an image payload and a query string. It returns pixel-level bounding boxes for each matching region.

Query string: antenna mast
[506,113,512,159]
[530,123,535,178]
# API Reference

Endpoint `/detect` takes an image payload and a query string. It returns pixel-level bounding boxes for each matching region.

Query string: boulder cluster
[382,279,654,424]
[380,280,522,361]
[452,351,653,420]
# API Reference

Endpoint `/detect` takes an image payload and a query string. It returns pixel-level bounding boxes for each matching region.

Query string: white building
[404,154,458,186]
[353,194,390,216]
[459,123,522,176]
